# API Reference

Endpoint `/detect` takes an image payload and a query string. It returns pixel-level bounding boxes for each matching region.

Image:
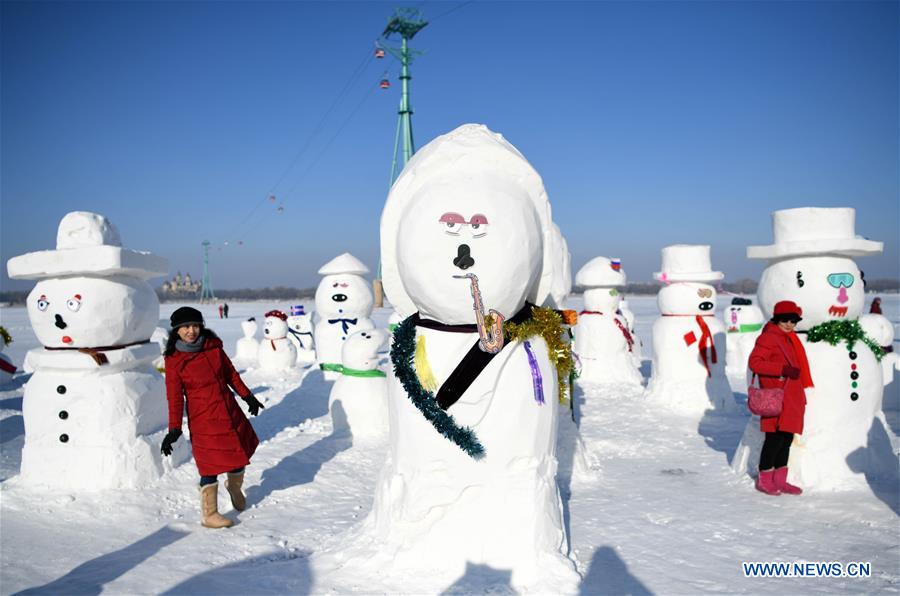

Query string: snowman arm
[748,335,785,378]
[221,349,252,398]
[164,361,186,430]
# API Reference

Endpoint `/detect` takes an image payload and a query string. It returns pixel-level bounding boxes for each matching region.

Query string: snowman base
[328,375,389,443]
[644,376,737,417]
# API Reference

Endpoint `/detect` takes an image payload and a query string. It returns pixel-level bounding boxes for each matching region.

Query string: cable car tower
[199,240,216,303]
[382,8,428,186]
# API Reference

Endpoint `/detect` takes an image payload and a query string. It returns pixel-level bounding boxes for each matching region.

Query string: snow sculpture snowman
[314,253,375,380]
[6,211,174,489]
[327,124,578,590]
[257,310,296,371]
[732,207,895,490]
[327,328,389,442]
[235,318,260,362]
[644,245,735,416]
[286,305,316,366]
[723,297,765,378]
[573,256,642,387]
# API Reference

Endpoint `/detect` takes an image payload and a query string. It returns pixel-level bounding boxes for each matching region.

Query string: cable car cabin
[375,48,385,59]
[380,79,391,89]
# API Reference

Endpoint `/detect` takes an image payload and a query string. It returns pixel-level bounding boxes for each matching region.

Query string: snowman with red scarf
[257,309,297,371]
[644,245,736,415]
[6,211,177,489]
[573,256,643,387]
[732,207,896,491]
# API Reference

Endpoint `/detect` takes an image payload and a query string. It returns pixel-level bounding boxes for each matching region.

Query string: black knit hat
[170,306,204,329]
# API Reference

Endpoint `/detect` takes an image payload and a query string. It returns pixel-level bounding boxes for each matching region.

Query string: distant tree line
[156,286,316,302]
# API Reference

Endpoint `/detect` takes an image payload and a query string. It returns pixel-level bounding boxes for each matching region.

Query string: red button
[851,364,857,370]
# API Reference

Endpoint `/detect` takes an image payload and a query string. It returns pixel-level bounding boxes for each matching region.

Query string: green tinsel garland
[499,307,574,405]
[807,320,885,362]
[0,326,11,347]
[391,316,486,460]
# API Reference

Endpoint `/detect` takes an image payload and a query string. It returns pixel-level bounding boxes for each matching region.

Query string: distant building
[161,272,201,298]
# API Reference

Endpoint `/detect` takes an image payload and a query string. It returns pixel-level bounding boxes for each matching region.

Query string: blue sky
[2,0,897,291]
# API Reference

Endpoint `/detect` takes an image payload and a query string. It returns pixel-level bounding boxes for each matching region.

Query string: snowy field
[1,294,898,595]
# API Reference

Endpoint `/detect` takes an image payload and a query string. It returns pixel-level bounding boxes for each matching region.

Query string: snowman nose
[699,302,714,311]
[453,244,475,270]
[332,294,348,302]
[55,314,67,329]
[837,286,849,304]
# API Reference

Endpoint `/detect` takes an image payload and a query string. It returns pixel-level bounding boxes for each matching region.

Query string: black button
[850,371,859,380]
[850,392,859,401]
[59,410,68,420]
[59,434,69,443]
[849,351,857,360]
[56,385,66,394]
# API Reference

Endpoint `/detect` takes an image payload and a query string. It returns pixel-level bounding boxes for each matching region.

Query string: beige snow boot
[225,471,247,511]
[200,483,233,529]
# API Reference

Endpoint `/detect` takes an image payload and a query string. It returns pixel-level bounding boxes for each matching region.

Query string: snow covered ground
[1,295,898,594]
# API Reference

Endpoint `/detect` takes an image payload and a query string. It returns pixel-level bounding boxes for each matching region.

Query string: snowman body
[644,282,735,415]
[330,124,578,590]
[287,314,316,365]
[235,319,260,362]
[315,257,375,380]
[257,314,296,371]
[7,212,175,490]
[575,288,642,387]
[733,249,895,489]
[723,301,765,378]
[328,329,389,441]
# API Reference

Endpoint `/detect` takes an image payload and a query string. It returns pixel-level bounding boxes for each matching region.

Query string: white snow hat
[747,207,883,260]
[380,123,556,318]
[318,252,369,276]
[7,211,167,281]
[576,256,627,287]
[653,244,724,282]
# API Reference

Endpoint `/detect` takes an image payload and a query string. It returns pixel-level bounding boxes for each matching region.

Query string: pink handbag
[748,374,783,417]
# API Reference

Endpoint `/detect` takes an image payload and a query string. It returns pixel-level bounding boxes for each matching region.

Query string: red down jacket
[165,336,259,476]
[748,322,811,435]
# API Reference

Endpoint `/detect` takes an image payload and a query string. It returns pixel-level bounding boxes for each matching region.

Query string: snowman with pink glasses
[732,207,896,491]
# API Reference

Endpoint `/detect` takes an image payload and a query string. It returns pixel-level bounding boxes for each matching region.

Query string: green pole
[400,36,414,164]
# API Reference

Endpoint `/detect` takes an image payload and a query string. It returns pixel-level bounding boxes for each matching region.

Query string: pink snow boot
[773,467,802,495]
[755,469,781,496]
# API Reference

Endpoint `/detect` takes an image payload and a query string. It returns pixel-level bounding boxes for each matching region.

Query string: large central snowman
[732,207,896,490]
[327,124,578,590]
[7,212,174,489]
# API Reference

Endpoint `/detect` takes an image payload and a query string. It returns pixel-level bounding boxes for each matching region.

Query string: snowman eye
[438,212,465,236]
[67,297,82,311]
[796,271,804,288]
[37,295,50,311]
[468,214,489,238]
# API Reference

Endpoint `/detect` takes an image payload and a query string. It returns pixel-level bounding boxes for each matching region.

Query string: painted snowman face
[658,282,717,316]
[263,316,288,339]
[724,304,764,332]
[241,319,258,339]
[315,274,373,320]
[341,328,389,370]
[27,275,158,348]
[583,287,621,313]
[396,176,542,325]
[758,256,864,330]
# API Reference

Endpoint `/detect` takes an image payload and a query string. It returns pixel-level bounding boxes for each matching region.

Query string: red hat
[773,301,803,318]
[264,309,288,321]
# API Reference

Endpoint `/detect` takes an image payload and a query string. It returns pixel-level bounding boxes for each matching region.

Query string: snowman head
[658,282,718,316]
[241,318,258,339]
[315,274,373,320]
[381,124,557,324]
[287,314,312,334]
[724,300,764,332]
[341,328,389,371]
[584,288,622,313]
[263,310,288,339]
[27,276,159,348]
[757,256,864,329]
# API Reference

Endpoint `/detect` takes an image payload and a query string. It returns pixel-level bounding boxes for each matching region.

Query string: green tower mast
[383,8,428,186]
[199,240,216,303]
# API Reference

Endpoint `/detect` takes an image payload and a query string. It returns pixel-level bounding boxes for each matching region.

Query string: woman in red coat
[161,306,265,528]
[748,300,814,496]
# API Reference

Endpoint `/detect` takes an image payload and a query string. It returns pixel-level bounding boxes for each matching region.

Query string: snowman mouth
[828,305,848,317]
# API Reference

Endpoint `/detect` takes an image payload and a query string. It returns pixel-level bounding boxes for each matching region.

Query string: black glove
[781,364,800,380]
[160,428,182,456]
[244,394,265,417]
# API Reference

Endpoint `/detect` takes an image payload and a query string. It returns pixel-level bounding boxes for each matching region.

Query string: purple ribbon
[523,340,544,405]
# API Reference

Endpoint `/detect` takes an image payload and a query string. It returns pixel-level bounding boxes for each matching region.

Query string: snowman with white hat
[732,207,896,491]
[323,124,579,590]
[314,253,375,380]
[644,245,736,416]
[573,256,643,387]
[6,211,181,489]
